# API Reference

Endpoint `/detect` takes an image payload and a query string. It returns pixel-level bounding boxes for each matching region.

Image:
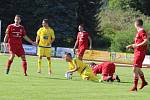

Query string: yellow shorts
[37,47,51,57]
[81,68,98,81]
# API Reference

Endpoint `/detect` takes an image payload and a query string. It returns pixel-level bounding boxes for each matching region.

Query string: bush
[96,8,150,53]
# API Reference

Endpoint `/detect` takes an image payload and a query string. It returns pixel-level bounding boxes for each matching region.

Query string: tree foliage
[0,0,101,48]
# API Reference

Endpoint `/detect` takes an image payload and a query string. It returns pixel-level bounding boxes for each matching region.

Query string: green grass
[0,54,150,100]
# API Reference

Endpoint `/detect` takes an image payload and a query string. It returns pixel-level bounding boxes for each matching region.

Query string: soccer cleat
[37,69,41,74]
[106,76,113,82]
[48,71,52,75]
[130,86,137,91]
[24,73,28,76]
[6,69,10,74]
[116,75,120,82]
[139,82,148,90]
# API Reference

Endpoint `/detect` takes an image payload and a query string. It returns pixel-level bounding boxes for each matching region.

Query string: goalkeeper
[64,52,97,81]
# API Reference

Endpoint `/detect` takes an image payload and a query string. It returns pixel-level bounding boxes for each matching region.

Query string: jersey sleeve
[22,26,26,36]
[141,31,147,40]
[5,25,11,34]
[37,28,42,36]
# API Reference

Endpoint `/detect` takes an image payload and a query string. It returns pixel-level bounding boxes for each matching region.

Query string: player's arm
[36,35,40,45]
[67,60,78,73]
[135,38,148,47]
[3,25,10,43]
[73,36,79,54]
[88,36,92,49]
[50,38,55,44]
[50,29,55,44]
[3,33,8,43]
[23,35,36,45]
[127,35,148,49]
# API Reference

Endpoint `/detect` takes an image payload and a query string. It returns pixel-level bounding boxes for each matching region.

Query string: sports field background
[0,55,150,100]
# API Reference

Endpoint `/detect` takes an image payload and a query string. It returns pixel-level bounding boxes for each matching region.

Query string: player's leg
[47,57,52,75]
[37,47,44,73]
[101,74,109,81]
[77,48,85,60]
[130,67,139,91]
[20,55,27,76]
[37,56,42,73]
[138,68,148,89]
[45,48,52,75]
[6,53,15,74]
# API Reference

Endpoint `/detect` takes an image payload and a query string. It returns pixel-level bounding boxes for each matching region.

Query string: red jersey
[6,24,26,47]
[134,28,147,53]
[77,31,89,49]
[92,62,115,75]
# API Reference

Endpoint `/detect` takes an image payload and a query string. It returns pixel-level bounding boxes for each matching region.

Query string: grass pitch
[0,55,150,100]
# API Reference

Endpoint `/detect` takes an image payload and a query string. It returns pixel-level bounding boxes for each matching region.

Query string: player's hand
[73,48,76,54]
[2,42,7,48]
[2,42,7,53]
[89,46,92,50]
[126,45,132,50]
[32,42,37,46]
[131,44,137,48]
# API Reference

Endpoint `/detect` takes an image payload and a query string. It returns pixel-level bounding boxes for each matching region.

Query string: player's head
[135,19,143,28]
[14,15,21,25]
[42,19,49,27]
[78,24,84,32]
[64,52,72,62]
[89,62,97,67]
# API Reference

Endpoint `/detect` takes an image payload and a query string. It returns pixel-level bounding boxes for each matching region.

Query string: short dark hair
[89,62,97,67]
[135,19,143,26]
[15,14,22,19]
[79,24,84,28]
[65,52,72,58]
[43,19,49,24]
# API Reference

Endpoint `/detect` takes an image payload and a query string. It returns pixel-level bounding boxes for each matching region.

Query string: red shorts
[77,48,86,57]
[134,52,146,68]
[8,44,25,57]
[102,63,115,76]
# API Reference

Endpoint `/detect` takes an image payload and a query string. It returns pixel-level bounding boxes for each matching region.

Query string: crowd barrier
[1,43,150,66]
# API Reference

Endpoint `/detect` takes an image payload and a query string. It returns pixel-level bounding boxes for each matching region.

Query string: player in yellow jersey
[36,19,55,75]
[64,52,98,81]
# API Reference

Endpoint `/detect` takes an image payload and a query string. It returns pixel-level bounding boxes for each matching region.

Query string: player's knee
[47,57,51,60]
[133,67,138,73]
[39,56,42,59]
[9,54,15,60]
[21,55,26,61]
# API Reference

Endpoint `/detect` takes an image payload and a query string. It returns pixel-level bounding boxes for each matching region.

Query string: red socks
[134,77,138,88]
[140,74,146,83]
[6,60,13,74]
[6,60,13,69]
[22,60,27,76]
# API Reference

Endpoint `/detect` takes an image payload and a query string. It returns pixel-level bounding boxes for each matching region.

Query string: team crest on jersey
[20,29,23,33]
[43,36,49,40]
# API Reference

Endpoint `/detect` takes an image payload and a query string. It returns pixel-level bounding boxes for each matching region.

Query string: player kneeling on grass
[89,62,120,82]
[64,52,97,81]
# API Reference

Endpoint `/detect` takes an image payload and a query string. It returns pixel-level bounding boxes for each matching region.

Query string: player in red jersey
[73,24,92,60]
[126,19,148,91]
[3,15,36,76]
[89,62,120,82]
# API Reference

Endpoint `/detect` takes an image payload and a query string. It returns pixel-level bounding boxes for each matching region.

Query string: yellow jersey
[37,27,55,46]
[68,58,89,74]
[68,58,97,81]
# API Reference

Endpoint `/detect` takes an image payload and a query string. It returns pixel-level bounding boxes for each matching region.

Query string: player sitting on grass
[64,52,97,81]
[89,62,120,82]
